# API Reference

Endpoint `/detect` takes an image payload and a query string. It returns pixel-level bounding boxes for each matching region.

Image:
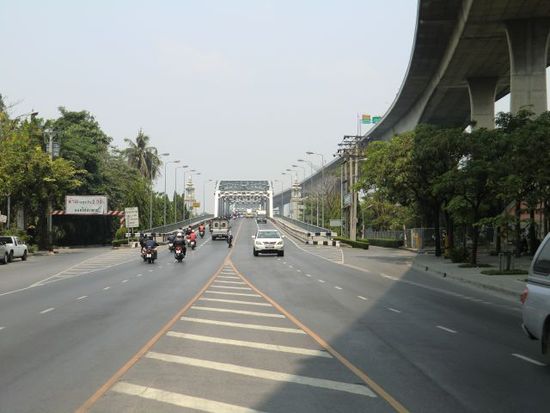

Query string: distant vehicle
[252,229,284,257]
[211,218,230,240]
[245,209,254,218]
[521,232,550,359]
[0,241,8,264]
[0,236,28,262]
[256,210,267,224]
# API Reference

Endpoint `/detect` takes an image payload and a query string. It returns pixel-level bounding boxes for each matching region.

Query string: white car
[521,232,550,359]
[252,230,284,257]
[0,236,28,262]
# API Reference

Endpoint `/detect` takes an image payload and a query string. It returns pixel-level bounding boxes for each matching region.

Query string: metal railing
[144,213,213,234]
[277,216,329,235]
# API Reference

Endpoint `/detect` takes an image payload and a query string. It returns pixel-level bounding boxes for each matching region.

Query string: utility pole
[336,135,362,241]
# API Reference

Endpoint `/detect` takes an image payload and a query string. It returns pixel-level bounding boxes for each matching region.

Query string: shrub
[481,269,528,276]
[364,238,403,248]
[112,239,129,247]
[449,247,469,263]
[114,226,127,240]
[334,237,369,249]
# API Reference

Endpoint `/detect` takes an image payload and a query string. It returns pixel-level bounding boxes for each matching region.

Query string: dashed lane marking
[205,290,261,297]
[198,297,272,307]
[121,279,128,283]
[305,274,312,278]
[210,285,252,291]
[111,382,266,413]
[213,280,247,285]
[180,317,306,334]
[0,327,5,331]
[358,296,368,301]
[318,279,325,283]
[40,307,55,314]
[217,275,241,280]
[335,286,342,290]
[436,325,457,334]
[146,352,376,397]
[166,332,332,358]
[388,308,401,313]
[512,353,546,366]
[190,306,285,318]
[76,296,88,301]
[103,286,111,290]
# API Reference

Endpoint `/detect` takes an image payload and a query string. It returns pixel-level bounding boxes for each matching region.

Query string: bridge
[274,0,550,219]
[214,180,273,218]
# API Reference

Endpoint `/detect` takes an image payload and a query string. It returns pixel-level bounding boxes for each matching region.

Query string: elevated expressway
[274,0,550,211]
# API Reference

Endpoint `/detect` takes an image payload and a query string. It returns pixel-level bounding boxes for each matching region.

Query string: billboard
[65,196,108,215]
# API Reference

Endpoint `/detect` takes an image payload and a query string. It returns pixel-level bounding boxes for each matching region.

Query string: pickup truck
[0,236,28,262]
[0,241,8,264]
[210,218,230,240]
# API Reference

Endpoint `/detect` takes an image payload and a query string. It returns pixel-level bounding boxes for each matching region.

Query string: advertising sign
[124,207,139,228]
[329,219,342,227]
[192,202,201,209]
[0,214,7,224]
[65,195,108,215]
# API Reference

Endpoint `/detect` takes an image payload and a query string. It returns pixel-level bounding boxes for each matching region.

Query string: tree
[123,129,161,181]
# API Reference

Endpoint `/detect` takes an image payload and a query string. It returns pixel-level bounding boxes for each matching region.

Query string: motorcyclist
[139,232,146,248]
[198,223,205,233]
[143,235,159,259]
[227,231,234,248]
[173,232,187,257]
[188,229,197,243]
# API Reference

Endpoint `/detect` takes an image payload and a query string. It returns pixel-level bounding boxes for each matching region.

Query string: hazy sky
[1,1,546,213]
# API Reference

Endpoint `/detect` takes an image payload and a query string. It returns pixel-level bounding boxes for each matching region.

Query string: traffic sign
[124,207,139,228]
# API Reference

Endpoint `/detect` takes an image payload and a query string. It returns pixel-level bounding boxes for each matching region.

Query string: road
[0,218,548,412]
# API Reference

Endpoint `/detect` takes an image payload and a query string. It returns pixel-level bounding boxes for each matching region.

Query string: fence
[144,213,213,235]
[278,216,329,235]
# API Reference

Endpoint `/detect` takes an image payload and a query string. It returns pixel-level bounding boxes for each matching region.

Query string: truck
[210,218,230,240]
[245,209,254,218]
[0,236,28,262]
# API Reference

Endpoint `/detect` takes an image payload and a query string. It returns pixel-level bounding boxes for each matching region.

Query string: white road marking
[166,332,331,358]
[388,307,401,313]
[318,279,325,283]
[512,353,546,366]
[112,382,266,413]
[0,327,5,331]
[283,262,287,264]
[296,269,302,273]
[146,352,376,397]
[205,290,261,297]
[148,269,154,272]
[181,317,306,334]
[436,325,457,334]
[357,296,368,301]
[76,296,88,301]
[40,307,55,314]
[210,285,252,291]
[381,273,398,280]
[334,286,343,290]
[288,265,294,268]
[213,280,247,285]
[191,306,285,318]
[103,286,111,290]
[217,275,241,280]
[198,298,272,307]
[305,274,312,277]
[136,273,143,277]
[122,279,128,283]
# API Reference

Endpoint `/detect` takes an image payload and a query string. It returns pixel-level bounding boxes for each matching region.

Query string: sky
[1,1,547,214]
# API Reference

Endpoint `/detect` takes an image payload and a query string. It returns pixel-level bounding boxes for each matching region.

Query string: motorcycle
[144,246,157,264]
[174,245,185,262]
[199,230,205,239]
[187,238,197,250]
[168,241,174,252]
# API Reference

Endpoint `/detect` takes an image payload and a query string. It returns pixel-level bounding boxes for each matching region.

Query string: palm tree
[123,129,161,180]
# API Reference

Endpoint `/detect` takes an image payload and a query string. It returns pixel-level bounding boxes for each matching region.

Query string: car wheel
[0,253,7,264]
[8,251,13,263]
[253,249,259,257]
[21,251,27,261]
[278,251,284,257]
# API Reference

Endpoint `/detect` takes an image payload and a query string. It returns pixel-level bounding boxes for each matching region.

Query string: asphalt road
[0,218,549,412]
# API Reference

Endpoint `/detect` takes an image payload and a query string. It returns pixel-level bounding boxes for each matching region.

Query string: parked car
[0,236,28,262]
[0,241,8,264]
[521,232,550,359]
[252,229,284,257]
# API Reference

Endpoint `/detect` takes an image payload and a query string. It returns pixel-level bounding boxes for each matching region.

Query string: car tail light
[520,288,529,305]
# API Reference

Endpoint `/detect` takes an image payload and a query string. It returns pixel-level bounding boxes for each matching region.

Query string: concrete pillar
[467,77,498,129]
[505,19,550,115]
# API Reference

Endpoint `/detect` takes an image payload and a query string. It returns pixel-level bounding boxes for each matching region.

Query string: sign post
[124,207,139,230]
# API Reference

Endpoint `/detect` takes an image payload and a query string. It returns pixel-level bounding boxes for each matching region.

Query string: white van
[521,232,550,359]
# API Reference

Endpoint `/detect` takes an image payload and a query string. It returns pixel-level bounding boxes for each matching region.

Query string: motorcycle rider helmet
[176,232,183,238]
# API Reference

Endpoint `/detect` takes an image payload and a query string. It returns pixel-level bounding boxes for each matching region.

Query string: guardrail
[144,213,214,235]
[272,217,340,247]
[277,216,329,234]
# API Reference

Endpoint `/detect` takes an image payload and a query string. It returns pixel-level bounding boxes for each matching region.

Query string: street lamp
[164,159,181,227]
[174,165,189,223]
[306,151,325,226]
[281,172,292,217]
[202,179,214,214]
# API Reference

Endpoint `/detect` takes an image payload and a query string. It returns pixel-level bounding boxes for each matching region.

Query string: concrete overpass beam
[467,77,498,129]
[505,19,550,115]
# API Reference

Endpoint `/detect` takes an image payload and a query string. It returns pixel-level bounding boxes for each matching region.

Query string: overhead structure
[214,180,273,218]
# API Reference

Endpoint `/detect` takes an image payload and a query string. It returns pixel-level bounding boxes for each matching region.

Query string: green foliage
[334,237,369,249]
[448,247,469,263]
[366,238,403,248]
[115,226,128,240]
[112,239,129,247]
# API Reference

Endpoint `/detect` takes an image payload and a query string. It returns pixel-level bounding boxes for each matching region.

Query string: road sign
[66,195,108,215]
[124,207,139,228]
[0,214,7,224]
[329,219,342,227]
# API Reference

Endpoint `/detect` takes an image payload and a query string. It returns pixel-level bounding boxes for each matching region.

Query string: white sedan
[252,230,284,257]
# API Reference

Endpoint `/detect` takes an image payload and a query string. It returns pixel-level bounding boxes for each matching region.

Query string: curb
[411,263,522,298]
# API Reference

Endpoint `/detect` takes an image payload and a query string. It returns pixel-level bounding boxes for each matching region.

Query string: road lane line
[103,286,111,290]
[112,382,266,413]
[229,260,409,413]
[217,275,241,280]
[180,317,306,334]
[512,353,546,366]
[40,308,55,314]
[305,274,312,277]
[198,298,272,307]
[166,332,331,358]
[122,279,128,283]
[388,307,401,313]
[136,273,143,277]
[76,296,88,301]
[436,325,457,334]
[335,286,343,290]
[0,327,5,331]
[214,280,247,285]
[205,290,261,297]
[358,296,368,301]
[210,285,252,290]
[191,306,285,318]
[297,269,302,272]
[318,279,325,283]
[146,352,375,397]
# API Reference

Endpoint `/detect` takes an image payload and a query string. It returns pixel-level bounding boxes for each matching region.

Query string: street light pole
[164,159,180,227]
[306,151,325,226]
